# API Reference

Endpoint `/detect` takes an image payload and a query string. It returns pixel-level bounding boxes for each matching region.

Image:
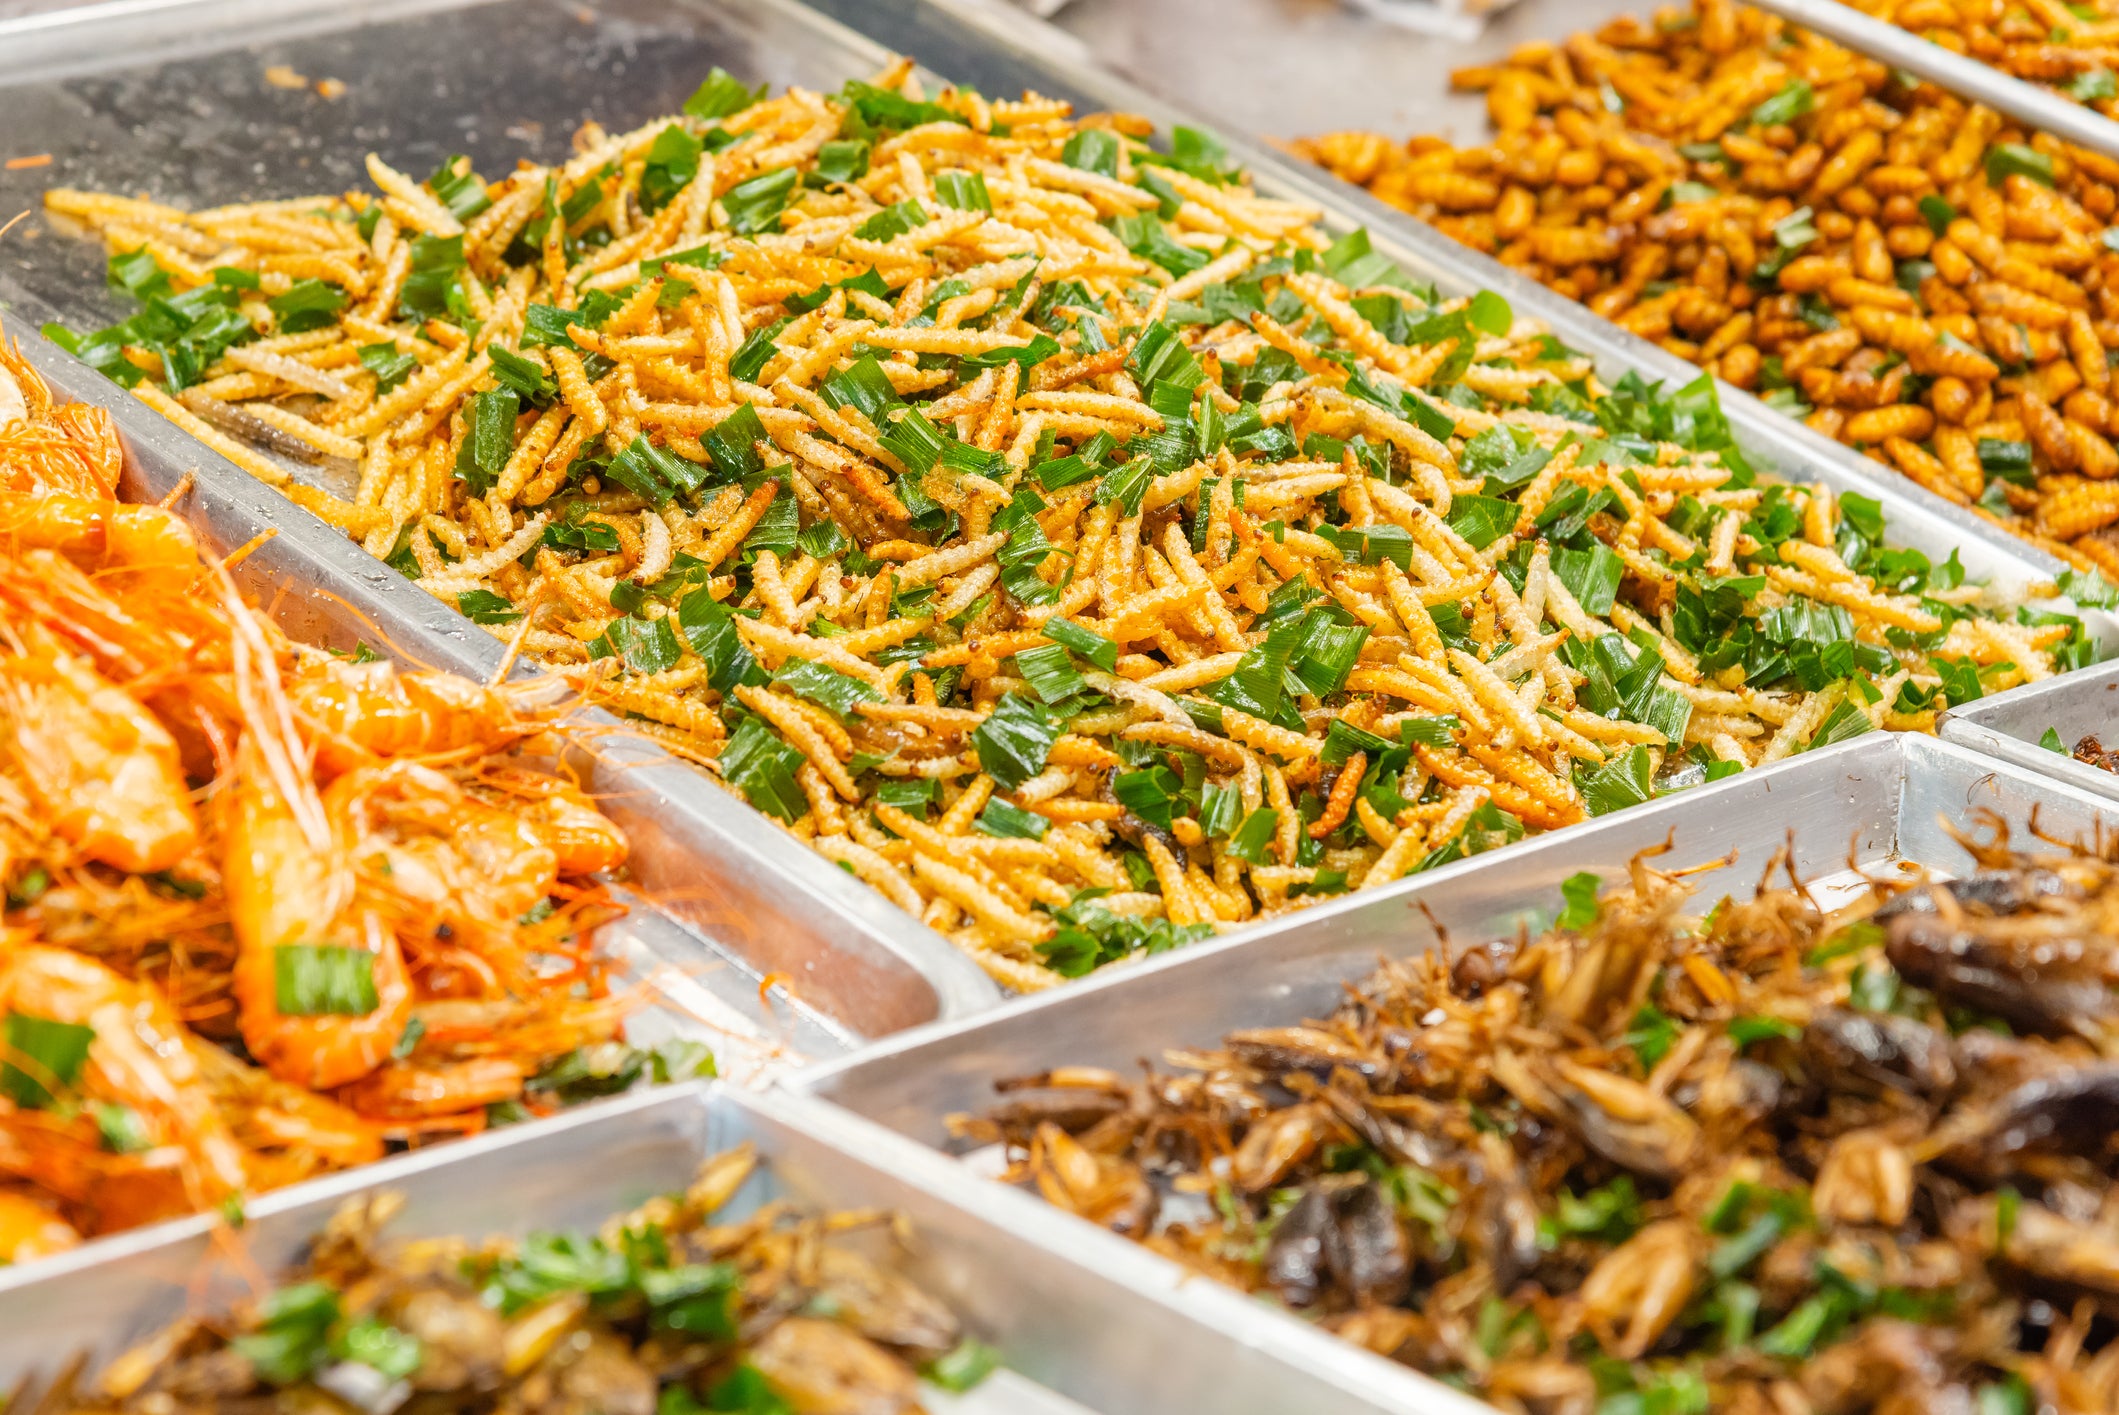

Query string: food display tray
[1940,659,2119,805]
[798,730,2116,1138]
[1,0,2110,1048]
[0,1082,1467,1415]
[2,3,2116,1408]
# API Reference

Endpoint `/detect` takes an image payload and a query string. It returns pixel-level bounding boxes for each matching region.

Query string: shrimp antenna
[295,582,447,674]
[213,559,333,855]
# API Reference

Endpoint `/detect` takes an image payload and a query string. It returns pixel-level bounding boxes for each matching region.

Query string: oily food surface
[39,61,2083,992]
[33,1144,1000,1413]
[0,335,708,1262]
[1299,0,2119,590]
[964,831,2119,1412]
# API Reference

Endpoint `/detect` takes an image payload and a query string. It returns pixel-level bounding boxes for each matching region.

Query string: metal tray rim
[1938,657,2119,803]
[0,1083,702,1298]
[0,1078,1492,1415]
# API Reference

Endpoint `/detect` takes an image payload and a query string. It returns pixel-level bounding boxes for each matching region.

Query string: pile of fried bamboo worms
[41,59,2087,989]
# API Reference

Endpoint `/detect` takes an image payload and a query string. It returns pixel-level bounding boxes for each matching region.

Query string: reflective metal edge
[1939,658,2119,804]
[5,310,999,1043]
[0,0,496,84]
[800,0,2119,652]
[795,731,2119,1139]
[0,1081,1477,1415]
[1747,0,2119,164]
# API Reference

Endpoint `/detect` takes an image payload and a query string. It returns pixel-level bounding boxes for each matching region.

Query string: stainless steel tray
[0,0,2099,1042]
[0,1082,1471,1415]
[4,267,999,1049]
[798,730,2117,1139]
[817,0,2119,640]
[1940,659,2119,805]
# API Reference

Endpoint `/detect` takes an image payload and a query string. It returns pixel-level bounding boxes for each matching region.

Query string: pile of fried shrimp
[962,826,2119,1413]
[1299,0,2119,581]
[38,58,2085,994]
[0,334,676,1262]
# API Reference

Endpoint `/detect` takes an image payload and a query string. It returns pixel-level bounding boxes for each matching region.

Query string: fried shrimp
[0,643,199,874]
[0,331,697,1252]
[223,733,416,1092]
[0,944,247,1226]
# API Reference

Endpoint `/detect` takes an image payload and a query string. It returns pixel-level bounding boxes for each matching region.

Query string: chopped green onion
[1044,617,1119,672]
[1750,79,1814,127]
[1557,871,1601,931]
[719,716,807,822]
[773,658,883,719]
[272,946,381,1017]
[721,167,799,234]
[1727,1015,1802,1047]
[1466,289,1512,336]
[640,124,705,211]
[358,341,418,393]
[1985,142,2056,187]
[933,171,993,211]
[268,278,346,333]
[0,1014,96,1109]
[975,799,1049,840]
[1061,128,1119,176]
[456,589,521,623]
[972,694,1064,790]
[1014,643,1086,703]
[684,67,765,120]
[924,1338,1002,1393]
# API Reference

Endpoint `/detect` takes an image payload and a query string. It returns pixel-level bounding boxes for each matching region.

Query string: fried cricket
[964,824,2119,1412]
[25,1144,998,1415]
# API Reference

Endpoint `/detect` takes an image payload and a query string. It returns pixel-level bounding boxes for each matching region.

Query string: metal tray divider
[0,1081,1478,1415]
[0,0,497,83]
[793,731,2119,1139]
[1939,659,2119,803]
[1744,0,2119,163]
[7,312,999,1043]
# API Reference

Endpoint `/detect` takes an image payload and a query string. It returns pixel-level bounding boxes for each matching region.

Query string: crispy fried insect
[1291,0,2119,570]
[967,827,2119,1407]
